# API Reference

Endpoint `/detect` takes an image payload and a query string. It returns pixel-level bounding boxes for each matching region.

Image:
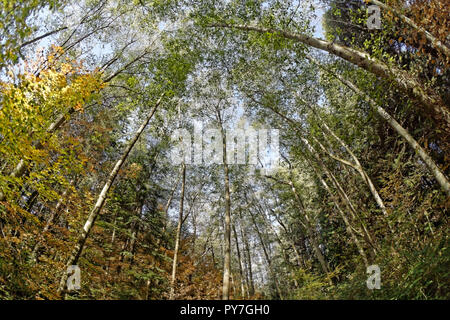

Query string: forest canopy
[0,0,448,300]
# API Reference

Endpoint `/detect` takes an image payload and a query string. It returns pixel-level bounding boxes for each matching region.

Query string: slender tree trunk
[117,200,143,275]
[191,212,197,256]
[232,222,246,298]
[305,157,370,268]
[117,230,131,275]
[218,111,232,300]
[156,174,181,250]
[239,214,254,296]
[213,23,450,127]
[230,273,236,298]
[128,203,143,266]
[169,162,186,300]
[306,105,394,233]
[268,102,376,251]
[279,243,299,289]
[210,241,216,267]
[146,175,181,299]
[57,95,162,295]
[0,108,79,204]
[287,178,331,276]
[106,213,117,275]
[260,206,299,289]
[310,57,450,196]
[262,103,376,255]
[312,135,394,233]
[248,207,284,299]
[272,209,306,268]
[302,138,375,257]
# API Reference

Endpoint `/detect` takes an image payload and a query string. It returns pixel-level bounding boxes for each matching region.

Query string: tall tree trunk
[169,162,186,300]
[157,174,181,249]
[287,178,332,277]
[259,205,299,289]
[146,175,180,299]
[232,222,246,298]
[106,213,117,275]
[214,23,450,128]
[57,95,162,296]
[191,212,197,256]
[311,135,394,234]
[302,138,375,259]
[309,57,450,196]
[261,103,376,253]
[271,206,306,268]
[305,103,394,233]
[239,211,254,296]
[218,111,232,300]
[247,207,284,299]
[128,203,143,266]
[304,156,370,268]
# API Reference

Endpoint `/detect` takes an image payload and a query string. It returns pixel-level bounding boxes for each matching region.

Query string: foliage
[0,0,448,301]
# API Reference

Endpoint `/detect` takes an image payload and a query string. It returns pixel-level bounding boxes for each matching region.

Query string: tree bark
[261,102,376,251]
[287,178,332,276]
[57,95,162,295]
[213,23,450,128]
[238,210,254,296]
[30,185,71,262]
[218,110,232,300]
[232,222,246,298]
[247,205,284,299]
[302,138,375,258]
[304,103,394,233]
[169,162,186,300]
[313,60,450,196]
[156,173,181,249]
[259,204,299,289]
[303,155,370,268]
